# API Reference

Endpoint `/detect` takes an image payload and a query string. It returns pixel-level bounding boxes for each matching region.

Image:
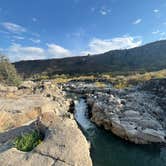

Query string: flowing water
[74,99,166,166]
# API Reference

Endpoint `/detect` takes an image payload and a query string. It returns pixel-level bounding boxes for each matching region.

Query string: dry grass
[32,69,166,89]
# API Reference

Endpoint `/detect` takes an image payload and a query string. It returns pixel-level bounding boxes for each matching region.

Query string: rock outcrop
[87,79,166,144]
[0,81,70,132]
[0,81,92,166]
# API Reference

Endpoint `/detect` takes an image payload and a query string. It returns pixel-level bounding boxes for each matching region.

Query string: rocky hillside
[14,40,166,77]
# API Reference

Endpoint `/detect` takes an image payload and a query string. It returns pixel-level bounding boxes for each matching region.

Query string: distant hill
[14,40,166,77]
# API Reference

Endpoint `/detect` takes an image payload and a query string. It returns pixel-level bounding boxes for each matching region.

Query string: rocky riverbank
[62,78,166,144]
[87,78,166,144]
[0,81,92,166]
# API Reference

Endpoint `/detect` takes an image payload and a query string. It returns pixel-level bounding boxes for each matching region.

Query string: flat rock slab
[0,113,92,166]
[0,95,54,131]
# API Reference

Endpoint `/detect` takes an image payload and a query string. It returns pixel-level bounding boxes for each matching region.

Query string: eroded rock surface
[87,79,166,144]
[0,81,92,166]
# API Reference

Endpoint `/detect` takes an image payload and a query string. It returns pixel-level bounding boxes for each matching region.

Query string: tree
[0,54,21,86]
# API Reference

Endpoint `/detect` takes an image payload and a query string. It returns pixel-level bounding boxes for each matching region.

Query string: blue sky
[0,0,166,61]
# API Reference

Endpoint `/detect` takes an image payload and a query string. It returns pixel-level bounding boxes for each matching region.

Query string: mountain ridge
[14,40,166,77]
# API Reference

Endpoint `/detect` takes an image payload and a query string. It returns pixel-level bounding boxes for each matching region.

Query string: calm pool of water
[75,99,166,166]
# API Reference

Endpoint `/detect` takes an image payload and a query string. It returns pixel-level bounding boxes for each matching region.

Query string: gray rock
[87,79,166,144]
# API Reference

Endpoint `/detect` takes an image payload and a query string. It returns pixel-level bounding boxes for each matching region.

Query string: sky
[0,0,166,62]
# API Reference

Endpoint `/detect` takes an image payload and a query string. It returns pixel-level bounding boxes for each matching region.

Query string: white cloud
[153,9,159,13]
[5,44,45,61]
[159,32,166,40]
[0,30,10,34]
[1,22,26,34]
[2,43,73,62]
[0,35,142,61]
[133,19,142,25]
[99,7,111,16]
[82,36,142,55]
[152,30,166,39]
[30,38,41,44]
[13,36,25,40]
[47,44,73,58]
[152,30,160,34]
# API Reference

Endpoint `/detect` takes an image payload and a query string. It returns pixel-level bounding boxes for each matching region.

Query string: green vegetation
[13,130,44,152]
[0,55,21,86]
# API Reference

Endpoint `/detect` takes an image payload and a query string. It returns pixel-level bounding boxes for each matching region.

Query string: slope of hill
[14,40,166,77]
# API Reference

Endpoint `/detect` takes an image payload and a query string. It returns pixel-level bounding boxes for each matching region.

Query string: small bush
[0,55,22,86]
[13,130,44,152]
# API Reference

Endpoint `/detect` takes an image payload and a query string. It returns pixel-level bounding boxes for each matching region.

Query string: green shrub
[13,130,44,152]
[0,55,22,86]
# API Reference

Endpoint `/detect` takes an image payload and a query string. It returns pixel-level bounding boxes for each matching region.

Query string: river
[74,99,166,166]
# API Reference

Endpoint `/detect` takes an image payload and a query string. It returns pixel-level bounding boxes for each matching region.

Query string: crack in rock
[34,150,74,166]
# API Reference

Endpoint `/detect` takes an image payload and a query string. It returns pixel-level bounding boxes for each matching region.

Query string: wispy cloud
[30,38,41,44]
[0,30,10,34]
[153,9,160,13]
[133,19,142,25]
[1,22,26,34]
[1,22,42,44]
[82,36,142,55]
[99,6,111,16]
[12,36,25,40]
[152,30,160,34]
[152,30,166,39]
